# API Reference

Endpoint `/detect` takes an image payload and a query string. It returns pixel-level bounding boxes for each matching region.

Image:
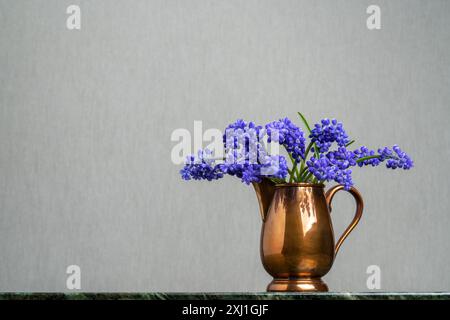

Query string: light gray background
[0,0,449,292]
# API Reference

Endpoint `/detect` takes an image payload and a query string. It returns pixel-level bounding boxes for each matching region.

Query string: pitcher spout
[252,179,276,222]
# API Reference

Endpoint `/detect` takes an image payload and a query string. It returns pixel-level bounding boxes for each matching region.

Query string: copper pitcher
[253,180,363,292]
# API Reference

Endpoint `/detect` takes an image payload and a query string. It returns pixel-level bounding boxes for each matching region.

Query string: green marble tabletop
[0,292,449,300]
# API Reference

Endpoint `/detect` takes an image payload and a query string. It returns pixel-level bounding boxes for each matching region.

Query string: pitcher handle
[325,185,364,257]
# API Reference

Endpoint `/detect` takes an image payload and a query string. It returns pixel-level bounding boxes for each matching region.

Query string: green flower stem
[346,140,355,147]
[299,143,313,182]
[297,113,320,155]
[314,146,320,159]
[303,172,314,182]
[303,142,314,163]
[269,177,286,184]
[298,167,307,180]
[287,152,295,181]
[296,165,302,181]
[298,112,312,132]
[286,150,300,182]
[299,167,311,181]
[297,113,316,180]
[289,162,298,183]
[294,165,300,182]
[356,155,381,163]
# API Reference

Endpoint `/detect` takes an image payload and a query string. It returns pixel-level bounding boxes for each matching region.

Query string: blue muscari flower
[259,154,289,180]
[310,118,350,153]
[265,117,306,162]
[220,153,288,185]
[241,165,261,184]
[182,120,289,185]
[354,146,379,166]
[306,144,413,190]
[180,150,224,181]
[222,121,289,184]
[386,145,414,169]
[355,145,414,169]
[224,119,264,160]
[306,147,355,190]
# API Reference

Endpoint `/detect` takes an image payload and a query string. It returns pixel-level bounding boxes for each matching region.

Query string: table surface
[0,292,449,300]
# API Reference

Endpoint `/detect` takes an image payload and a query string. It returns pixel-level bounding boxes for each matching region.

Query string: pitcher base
[267,278,329,292]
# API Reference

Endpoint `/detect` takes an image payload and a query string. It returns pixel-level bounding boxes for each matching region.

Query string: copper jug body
[254,180,363,292]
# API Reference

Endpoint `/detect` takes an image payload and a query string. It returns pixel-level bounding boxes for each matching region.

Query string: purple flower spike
[265,117,306,162]
[310,118,350,153]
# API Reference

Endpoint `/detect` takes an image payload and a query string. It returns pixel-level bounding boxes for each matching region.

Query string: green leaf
[345,140,355,147]
[298,112,312,133]
[269,177,286,184]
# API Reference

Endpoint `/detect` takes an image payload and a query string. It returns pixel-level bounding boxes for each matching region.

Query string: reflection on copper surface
[299,188,317,236]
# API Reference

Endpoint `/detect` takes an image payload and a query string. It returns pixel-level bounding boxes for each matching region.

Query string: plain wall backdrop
[1,0,449,292]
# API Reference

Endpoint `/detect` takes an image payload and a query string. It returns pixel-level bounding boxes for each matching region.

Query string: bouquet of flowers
[180,113,413,190]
